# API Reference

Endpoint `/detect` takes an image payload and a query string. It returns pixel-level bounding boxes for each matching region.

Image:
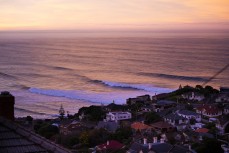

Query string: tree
[26,115,33,123]
[78,106,106,121]
[144,112,161,124]
[38,124,59,139]
[195,138,223,153]
[59,104,65,120]
[79,131,89,146]
[109,127,133,143]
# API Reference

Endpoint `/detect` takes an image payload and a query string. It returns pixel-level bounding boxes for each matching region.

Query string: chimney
[0,91,15,120]
[148,143,152,150]
[107,141,109,146]
[160,138,164,143]
[153,137,157,143]
[143,138,147,145]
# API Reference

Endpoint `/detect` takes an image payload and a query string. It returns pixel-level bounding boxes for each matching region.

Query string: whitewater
[0,31,228,118]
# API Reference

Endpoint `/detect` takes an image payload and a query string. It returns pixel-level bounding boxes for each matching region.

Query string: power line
[202,63,229,86]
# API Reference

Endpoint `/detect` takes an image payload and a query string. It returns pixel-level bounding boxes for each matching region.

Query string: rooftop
[97,140,124,151]
[195,128,209,133]
[178,110,199,116]
[131,122,152,131]
[151,121,173,129]
[156,100,176,105]
[0,117,71,153]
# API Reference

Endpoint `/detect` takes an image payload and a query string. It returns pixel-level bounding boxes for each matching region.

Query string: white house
[164,113,189,131]
[106,112,132,121]
[182,92,205,101]
[177,110,201,122]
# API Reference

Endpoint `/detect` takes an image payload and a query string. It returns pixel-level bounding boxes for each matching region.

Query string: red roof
[197,104,221,114]
[131,122,152,130]
[195,128,209,133]
[97,140,124,150]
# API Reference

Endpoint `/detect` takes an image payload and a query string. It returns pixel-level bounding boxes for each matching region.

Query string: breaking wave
[92,80,173,93]
[138,72,208,82]
[29,84,173,104]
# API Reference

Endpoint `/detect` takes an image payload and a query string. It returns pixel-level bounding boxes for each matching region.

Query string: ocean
[0,31,228,119]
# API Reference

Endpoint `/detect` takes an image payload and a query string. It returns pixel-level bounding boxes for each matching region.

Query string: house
[215,117,229,135]
[141,105,154,112]
[60,120,85,135]
[127,95,151,105]
[177,110,201,122]
[106,112,131,121]
[182,92,205,101]
[224,105,229,115]
[164,113,189,131]
[220,87,229,93]
[151,121,173,132]
[194,128,214,141]
[131,122,153,132]
[0,117,70,153]
[190,123,205,130]
[196,104,222,118]
[105,103,128,112]
[127,140,194,153]
[96,140,124,152]
[215,93,229,103]
[153,100,176,112]
[216,87,229,103]
[96,121,119,132]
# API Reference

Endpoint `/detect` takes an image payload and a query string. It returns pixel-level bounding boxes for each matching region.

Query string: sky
[0,0,229,31]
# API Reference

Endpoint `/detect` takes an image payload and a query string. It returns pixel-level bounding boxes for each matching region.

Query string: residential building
[164,113,189,131]
[106,112,131,121]
[153,100,176,112]
[60,120,85,135]
[131,122,153,132]
[151,121,173,132]
[127,140,194,153]
[96,121,119,132]
[177,110,201,122]
[182,92,205,101]
[224,105,229,115]
[127,95,151,105]
[96,140,124,152]
[196,104,222,118]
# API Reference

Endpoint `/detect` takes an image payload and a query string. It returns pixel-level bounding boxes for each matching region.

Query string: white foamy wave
[29,85,173,104]
[101,80,173,93]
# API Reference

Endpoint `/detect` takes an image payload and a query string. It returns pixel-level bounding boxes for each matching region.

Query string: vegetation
[37,124,59,139]
[204,122,218,134]
[77,106,106,121]
[59,104,65,120]
[144,112,161,124]
[193,138,224,153]
[109,127,133,144]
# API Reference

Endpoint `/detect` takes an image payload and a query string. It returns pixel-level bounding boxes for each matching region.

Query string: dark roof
[151,121,173,129]
[178,110,199,116]
[225,105,229,109]
[157,100,176,105]
[165,113,185,121]
[128,142,192,153]
[0,117,70,153]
